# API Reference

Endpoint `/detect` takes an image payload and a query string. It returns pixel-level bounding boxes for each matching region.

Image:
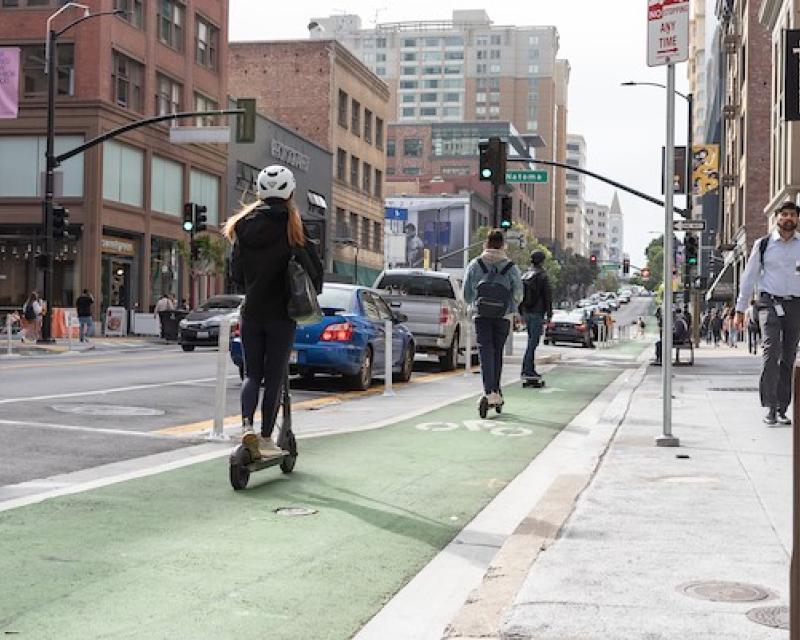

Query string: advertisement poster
[104,306,127,337]
[692,144,719,196]
[0,47,20,119]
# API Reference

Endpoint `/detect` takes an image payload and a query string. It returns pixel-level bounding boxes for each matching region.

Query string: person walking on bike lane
[735,201,800,425]
[462,229,523,408]
[519,249,552,382]
[224,165,323,458]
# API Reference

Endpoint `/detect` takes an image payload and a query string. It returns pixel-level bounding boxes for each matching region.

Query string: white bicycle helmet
[256,165,296,200]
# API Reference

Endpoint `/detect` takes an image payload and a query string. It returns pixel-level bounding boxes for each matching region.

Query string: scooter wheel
[280,433,297,474]
[479,397,489,419]
[229,446,251,491]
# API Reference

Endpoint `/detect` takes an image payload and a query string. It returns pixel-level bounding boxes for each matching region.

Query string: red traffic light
[641,268,651,279]
[589,254,597,264]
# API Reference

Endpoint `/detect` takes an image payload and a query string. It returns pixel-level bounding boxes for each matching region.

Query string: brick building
[0,0,229,328]
[228,39,389,284]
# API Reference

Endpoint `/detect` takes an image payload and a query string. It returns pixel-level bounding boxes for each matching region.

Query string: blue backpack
[475,258,514,318]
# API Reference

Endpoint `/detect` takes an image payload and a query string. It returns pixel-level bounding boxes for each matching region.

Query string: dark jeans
[474,316,510,395]
[759,298,800,411]
[521,312,544,378]
[240,318,296,437]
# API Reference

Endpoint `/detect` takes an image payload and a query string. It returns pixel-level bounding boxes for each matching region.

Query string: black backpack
[23,303,36,321]
[475,259,514,318]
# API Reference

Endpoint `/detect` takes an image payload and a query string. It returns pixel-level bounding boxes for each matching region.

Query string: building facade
[564,133,589,256]
[0,0,229,326]
[309,10,568,248]
[607,192,624,264]
[228,39,389,284]
[584,201,610,262]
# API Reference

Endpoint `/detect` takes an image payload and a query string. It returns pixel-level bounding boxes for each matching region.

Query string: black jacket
[230,200,323,323]
[519,267,552,317]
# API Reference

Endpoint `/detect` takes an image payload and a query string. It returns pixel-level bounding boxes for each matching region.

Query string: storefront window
[150,236,179,308]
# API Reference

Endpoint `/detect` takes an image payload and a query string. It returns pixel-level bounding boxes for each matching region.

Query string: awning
[704,258,735,302]
[307,192,328,209]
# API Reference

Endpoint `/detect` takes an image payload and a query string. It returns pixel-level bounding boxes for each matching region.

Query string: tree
[644,235,664,291]
[596,272,619,293]
[555,252,598,304]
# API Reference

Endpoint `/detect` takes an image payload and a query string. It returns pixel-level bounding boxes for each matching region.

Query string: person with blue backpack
[462,229,523,413]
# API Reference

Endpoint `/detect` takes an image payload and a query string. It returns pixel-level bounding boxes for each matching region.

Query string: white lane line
[0,375,240,405]
[0,419,201,441]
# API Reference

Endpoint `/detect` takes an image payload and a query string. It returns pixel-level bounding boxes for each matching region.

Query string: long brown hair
[222,196,305,247]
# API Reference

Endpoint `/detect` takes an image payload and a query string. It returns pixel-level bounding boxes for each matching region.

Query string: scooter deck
[245,451,289,472]
[522,378,545,388]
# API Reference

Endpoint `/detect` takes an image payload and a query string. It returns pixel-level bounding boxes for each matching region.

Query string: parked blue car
[230,284,416,390]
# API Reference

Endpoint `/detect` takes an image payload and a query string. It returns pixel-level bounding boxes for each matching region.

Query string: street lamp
[39,3,126,343]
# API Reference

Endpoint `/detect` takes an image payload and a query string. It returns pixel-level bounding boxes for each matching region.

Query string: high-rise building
[0,0,229,325]
[564,134,589,256]
[584,202,610,262]
[309,10,569,248]
[607,192,624,264]
[228,39,389,284]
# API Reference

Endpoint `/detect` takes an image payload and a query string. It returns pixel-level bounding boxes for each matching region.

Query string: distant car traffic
[544,309,594,348]
[231,284,415,391]
[178,295,244,352]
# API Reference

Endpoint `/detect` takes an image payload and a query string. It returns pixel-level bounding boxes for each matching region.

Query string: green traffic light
[481,168,493,179]
[183,221,194,232]
[500,220,512,229]
[687,257,698,266]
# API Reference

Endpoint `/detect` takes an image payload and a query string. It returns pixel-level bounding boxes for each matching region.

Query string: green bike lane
[0,346,650,639]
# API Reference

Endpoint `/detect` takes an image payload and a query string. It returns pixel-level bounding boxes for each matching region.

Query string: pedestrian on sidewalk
[75,289,94,342]
[710,308,722,347]
[224,165,323,460]
[153,293,174,339]
[20,291,44,342]
[518,249,553,383]
[653,309,689,365]
[727,307,739,348]
[745,299,761,355]
[735,200,800,425]
[462,229,523,409]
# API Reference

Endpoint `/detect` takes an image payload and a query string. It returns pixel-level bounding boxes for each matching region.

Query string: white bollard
[383,319,394,397]
[66,310,72,352]
[6,314,11,357]
[505,316,514,356]
[210,317,231,440]
[463,313,473,377]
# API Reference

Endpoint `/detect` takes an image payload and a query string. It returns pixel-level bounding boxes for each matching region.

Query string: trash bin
[159,310,188,341]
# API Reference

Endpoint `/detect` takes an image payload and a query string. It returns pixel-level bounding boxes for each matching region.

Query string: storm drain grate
[707,387,759,392]
[746,605,789,630]
[678,581,775,603]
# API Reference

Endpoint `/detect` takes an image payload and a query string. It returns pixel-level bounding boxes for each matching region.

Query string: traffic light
[190,239,200,261]
[478,136,507,186]
[641,268,651,279]
[499,195,512,229]
[589,254,597,265]
[52,204,69,238]
[685,233,699,267]
[622,257,630,275]
[194,204,208,233]
[183,202,195,233]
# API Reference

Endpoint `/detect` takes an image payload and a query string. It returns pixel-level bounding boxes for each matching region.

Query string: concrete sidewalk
[454,343,790,639]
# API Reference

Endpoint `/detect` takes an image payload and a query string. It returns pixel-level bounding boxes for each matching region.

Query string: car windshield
[375,274,455,299]
[199,297,241,311]
[318,287,356,312]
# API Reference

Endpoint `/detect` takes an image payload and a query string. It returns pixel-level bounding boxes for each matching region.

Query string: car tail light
[439,306,450,325]
[321,322,353,342]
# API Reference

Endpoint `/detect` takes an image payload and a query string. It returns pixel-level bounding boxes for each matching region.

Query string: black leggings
[240,318,296,437]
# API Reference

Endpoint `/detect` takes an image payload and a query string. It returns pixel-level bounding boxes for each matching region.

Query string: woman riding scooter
[223,165,323,460]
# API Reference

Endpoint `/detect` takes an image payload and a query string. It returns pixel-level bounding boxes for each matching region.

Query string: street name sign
[170,126,231,144]
[647,0,690,67]
[672,219,706,231]
[505,170,548,183]
[384,207,408,221]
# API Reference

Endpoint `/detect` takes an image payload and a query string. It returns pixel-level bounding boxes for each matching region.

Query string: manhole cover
[707,387,759,392]
[678,581,775,603]
[274,507,318,517]
[746,605,789,630]
[51,404,165,417]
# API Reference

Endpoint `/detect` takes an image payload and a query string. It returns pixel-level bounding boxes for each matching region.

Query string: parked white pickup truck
[373,269,472,371]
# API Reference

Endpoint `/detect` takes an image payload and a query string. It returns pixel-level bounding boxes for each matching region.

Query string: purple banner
[0,47,20,119]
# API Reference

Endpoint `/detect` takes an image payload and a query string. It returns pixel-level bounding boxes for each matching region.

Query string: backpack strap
[476,258,488,273]
[499,261,514,276]
[758,235,770,270]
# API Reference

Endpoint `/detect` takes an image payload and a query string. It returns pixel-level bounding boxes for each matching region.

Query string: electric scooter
[229,369,297,490]
[522,374,546,389]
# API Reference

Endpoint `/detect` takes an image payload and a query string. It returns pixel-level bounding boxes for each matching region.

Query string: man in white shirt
[735,201,800,425]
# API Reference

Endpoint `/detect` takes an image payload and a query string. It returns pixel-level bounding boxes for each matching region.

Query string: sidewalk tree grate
[746,605,789,630]
[678,581,776,603]
[707,387,758,392]
[273,507,318,517]
[51,404,166,417]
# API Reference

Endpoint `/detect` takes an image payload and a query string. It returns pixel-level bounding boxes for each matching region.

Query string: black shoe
[763,409,777,426]
[777,410,792,425]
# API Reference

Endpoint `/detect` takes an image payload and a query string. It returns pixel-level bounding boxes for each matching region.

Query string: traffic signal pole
[40,27,57,343]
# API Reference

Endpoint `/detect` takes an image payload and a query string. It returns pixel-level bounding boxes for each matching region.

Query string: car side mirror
[393,312,408,324]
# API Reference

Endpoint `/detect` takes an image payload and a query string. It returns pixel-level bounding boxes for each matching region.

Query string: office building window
[444,92,460,102]
[364,108,373,143]
[399,80,418,89]
[423,51,441,62]
[403,38,417,47]
[0,135,83,197]
[336,148,347,180]
[424,37,440,47]
[158,0,184,51]
[387,140,395,157]
[111,50,143,111]
[350,155,360,188]
[115,0,143,29]
[349,213,359,241]
[445,51,464,60]
[420,107,437,117]
[351,99,360,135]
[363,162,371,193]
[335,207,346,236]
[401,107,415,118]
[151,156,183,216]
[189,169,220,225]
[445,35,464,46]
[376,117,384,150]
[490,34,502,45]
[375,67,385,76]
[477,63,487,74]
[401,66,417,76]
[422,65,442,75]
[194,92,217,126]
[489,64,501,74]
[566,232,574,239]
[374,169,383,198]
[376,37,387,48]
[403,138,423,157]
[338,90,348,128]
[155,73,182,116]
[420,92,437,102]
[402,166,421,176]
[442,107,460,117]
[195,15,219,70]
[21,44,74,97]
[103,140,143,207]
[490,49,501,59]
[362,218,371,249]
[423,79,440,88]
[373,221,382,253]
[403,52,417,61]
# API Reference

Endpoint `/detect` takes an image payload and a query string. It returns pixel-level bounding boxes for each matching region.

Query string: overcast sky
[229,0,698,266]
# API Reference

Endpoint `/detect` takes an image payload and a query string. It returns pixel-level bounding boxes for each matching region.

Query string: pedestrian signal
[685,234,699,266]
[500,195,512,229]
[622,257,630,275]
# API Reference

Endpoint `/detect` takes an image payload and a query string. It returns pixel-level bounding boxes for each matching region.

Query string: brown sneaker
[258,435,286,457]
[241,430,262,460]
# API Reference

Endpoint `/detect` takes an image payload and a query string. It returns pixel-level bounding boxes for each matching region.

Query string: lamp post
[40,3,126,343]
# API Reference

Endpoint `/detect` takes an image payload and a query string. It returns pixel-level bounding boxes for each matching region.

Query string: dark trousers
[474,316,510,395]
[240,318,296,437]
[748,325,761,354]
[759,298,800,411]
[521,312,544,378]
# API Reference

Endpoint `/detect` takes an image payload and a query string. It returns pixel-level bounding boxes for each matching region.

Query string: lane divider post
[210,317,231,440]
[384,319,395,397]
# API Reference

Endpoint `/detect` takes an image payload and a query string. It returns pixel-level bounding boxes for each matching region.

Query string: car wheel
[345,347,373,391]
[181,344,195,352]
[439,333,459,371]
[394,343,414,383]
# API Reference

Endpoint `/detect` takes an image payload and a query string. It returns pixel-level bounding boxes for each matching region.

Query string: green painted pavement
[0,365,621,640]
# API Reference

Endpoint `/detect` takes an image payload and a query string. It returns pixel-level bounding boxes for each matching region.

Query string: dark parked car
[178,294,244,351]
[544,309,594,348]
